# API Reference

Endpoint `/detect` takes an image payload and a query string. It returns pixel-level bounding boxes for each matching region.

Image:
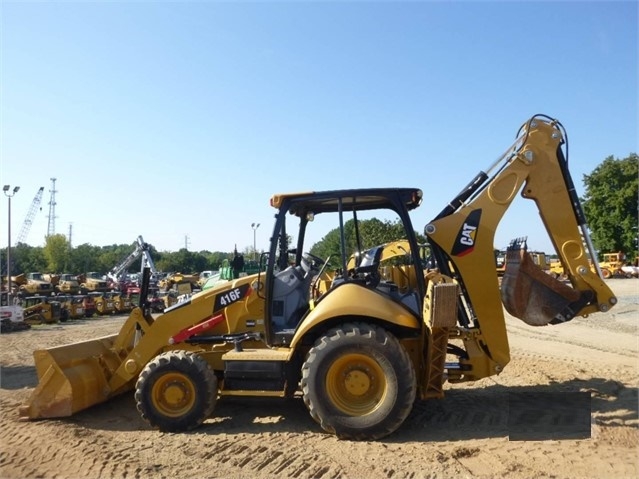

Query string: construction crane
[16,187,44,244]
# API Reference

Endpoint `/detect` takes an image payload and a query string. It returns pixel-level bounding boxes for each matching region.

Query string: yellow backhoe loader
[19,115,616,440]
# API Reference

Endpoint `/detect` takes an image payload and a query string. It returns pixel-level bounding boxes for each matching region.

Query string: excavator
[106,235,157,291]
[19,115,616,440]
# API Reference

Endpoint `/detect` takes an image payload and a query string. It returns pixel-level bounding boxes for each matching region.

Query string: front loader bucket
[19,334,124,420]
[501,242,586,326]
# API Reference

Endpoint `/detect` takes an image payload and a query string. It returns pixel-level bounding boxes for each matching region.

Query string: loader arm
[19,275,261,420]
[425,115,616,380]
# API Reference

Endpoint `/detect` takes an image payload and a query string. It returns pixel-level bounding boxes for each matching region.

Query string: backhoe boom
[425,115,616,381]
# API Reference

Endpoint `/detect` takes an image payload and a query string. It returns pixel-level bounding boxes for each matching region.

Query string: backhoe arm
[424,115,616,380]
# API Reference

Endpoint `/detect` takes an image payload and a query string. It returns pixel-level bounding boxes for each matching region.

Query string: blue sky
[1,0,637,255]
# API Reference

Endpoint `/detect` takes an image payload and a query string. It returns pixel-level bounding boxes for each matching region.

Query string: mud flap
[500,240,593,326]
[19,335,123,420]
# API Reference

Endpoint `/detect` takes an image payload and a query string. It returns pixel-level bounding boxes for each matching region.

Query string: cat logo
[451,209,482,257]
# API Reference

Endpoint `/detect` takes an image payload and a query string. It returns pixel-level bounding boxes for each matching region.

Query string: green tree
[2,242,231,278]
[156,248,203,273]
[2,244,45,277]
[99,244,131,274]
[582,153,638,255]
[202,251,226,270]
[70,243,103,273]
[43,234,71,272]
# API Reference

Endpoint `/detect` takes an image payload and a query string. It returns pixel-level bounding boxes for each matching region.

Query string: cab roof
[270,188,423,216]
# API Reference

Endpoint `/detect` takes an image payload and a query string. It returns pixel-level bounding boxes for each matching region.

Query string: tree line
[1,235,241,277]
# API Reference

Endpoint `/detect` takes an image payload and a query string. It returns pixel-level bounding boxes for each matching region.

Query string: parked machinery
[14,273,55,297]
[110,291,134,314]
[82,295,96,318]
[22,296,61,324]
[157,273,200,293]
[79,272,110,294]
[88,291,115,316]
[55,274,81,295]
[57,295,86,321]
[598,252,627,279]
[0,291,30,333]
[106,236,157,291]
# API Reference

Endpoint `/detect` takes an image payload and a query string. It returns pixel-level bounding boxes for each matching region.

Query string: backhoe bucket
[19,334,124,420]
[501,242,581,326]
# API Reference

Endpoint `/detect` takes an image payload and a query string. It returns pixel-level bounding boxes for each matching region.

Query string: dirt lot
[1,279,637,479]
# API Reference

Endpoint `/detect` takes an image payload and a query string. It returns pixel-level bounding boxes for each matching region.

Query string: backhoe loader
[19,115,616,440]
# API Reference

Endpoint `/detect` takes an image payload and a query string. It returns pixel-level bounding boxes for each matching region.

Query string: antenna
[47,178,58,237]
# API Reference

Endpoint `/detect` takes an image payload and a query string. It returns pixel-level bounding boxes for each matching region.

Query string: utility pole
[68,223,73,248]
[251,223,260,260]
[184,235,190,251]
[3,185,20,299]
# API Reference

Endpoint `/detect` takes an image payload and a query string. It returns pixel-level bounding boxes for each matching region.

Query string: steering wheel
[302,252,327,271]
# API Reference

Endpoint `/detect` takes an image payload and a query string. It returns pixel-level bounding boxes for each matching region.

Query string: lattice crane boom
[17,187,45,244]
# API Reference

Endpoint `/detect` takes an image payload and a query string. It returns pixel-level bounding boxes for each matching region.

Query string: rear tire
[135,350,218,432]
[301,322,416,440]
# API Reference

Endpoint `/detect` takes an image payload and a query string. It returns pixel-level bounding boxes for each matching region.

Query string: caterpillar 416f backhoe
[19,115,616,440]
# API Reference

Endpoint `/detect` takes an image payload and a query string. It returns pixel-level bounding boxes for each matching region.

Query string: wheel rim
[325,353,387,416]
[151,372,196,417]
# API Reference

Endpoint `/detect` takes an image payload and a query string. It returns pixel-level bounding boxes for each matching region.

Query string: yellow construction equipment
[22,296,62,324]
[78,272,109,293]
[55,274,81,295]
[110,291,134,314]
[158,273,200,293]
[20,115,616,440]
[14,273,55,297]
[57,295,86,321]
[598,252,626,279]
[89,292,115,316]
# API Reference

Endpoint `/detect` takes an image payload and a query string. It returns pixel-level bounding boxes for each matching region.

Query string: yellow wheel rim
[325,353,387,416]
[151,372,196,417]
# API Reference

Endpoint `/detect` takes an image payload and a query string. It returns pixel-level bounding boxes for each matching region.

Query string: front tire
[135,350,218,432]
[301,322,416,440]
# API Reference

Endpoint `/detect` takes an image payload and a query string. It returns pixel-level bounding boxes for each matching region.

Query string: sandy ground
[0,279,637,479]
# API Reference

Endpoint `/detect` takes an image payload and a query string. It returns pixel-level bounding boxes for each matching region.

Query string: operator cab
[264,187,425,346]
